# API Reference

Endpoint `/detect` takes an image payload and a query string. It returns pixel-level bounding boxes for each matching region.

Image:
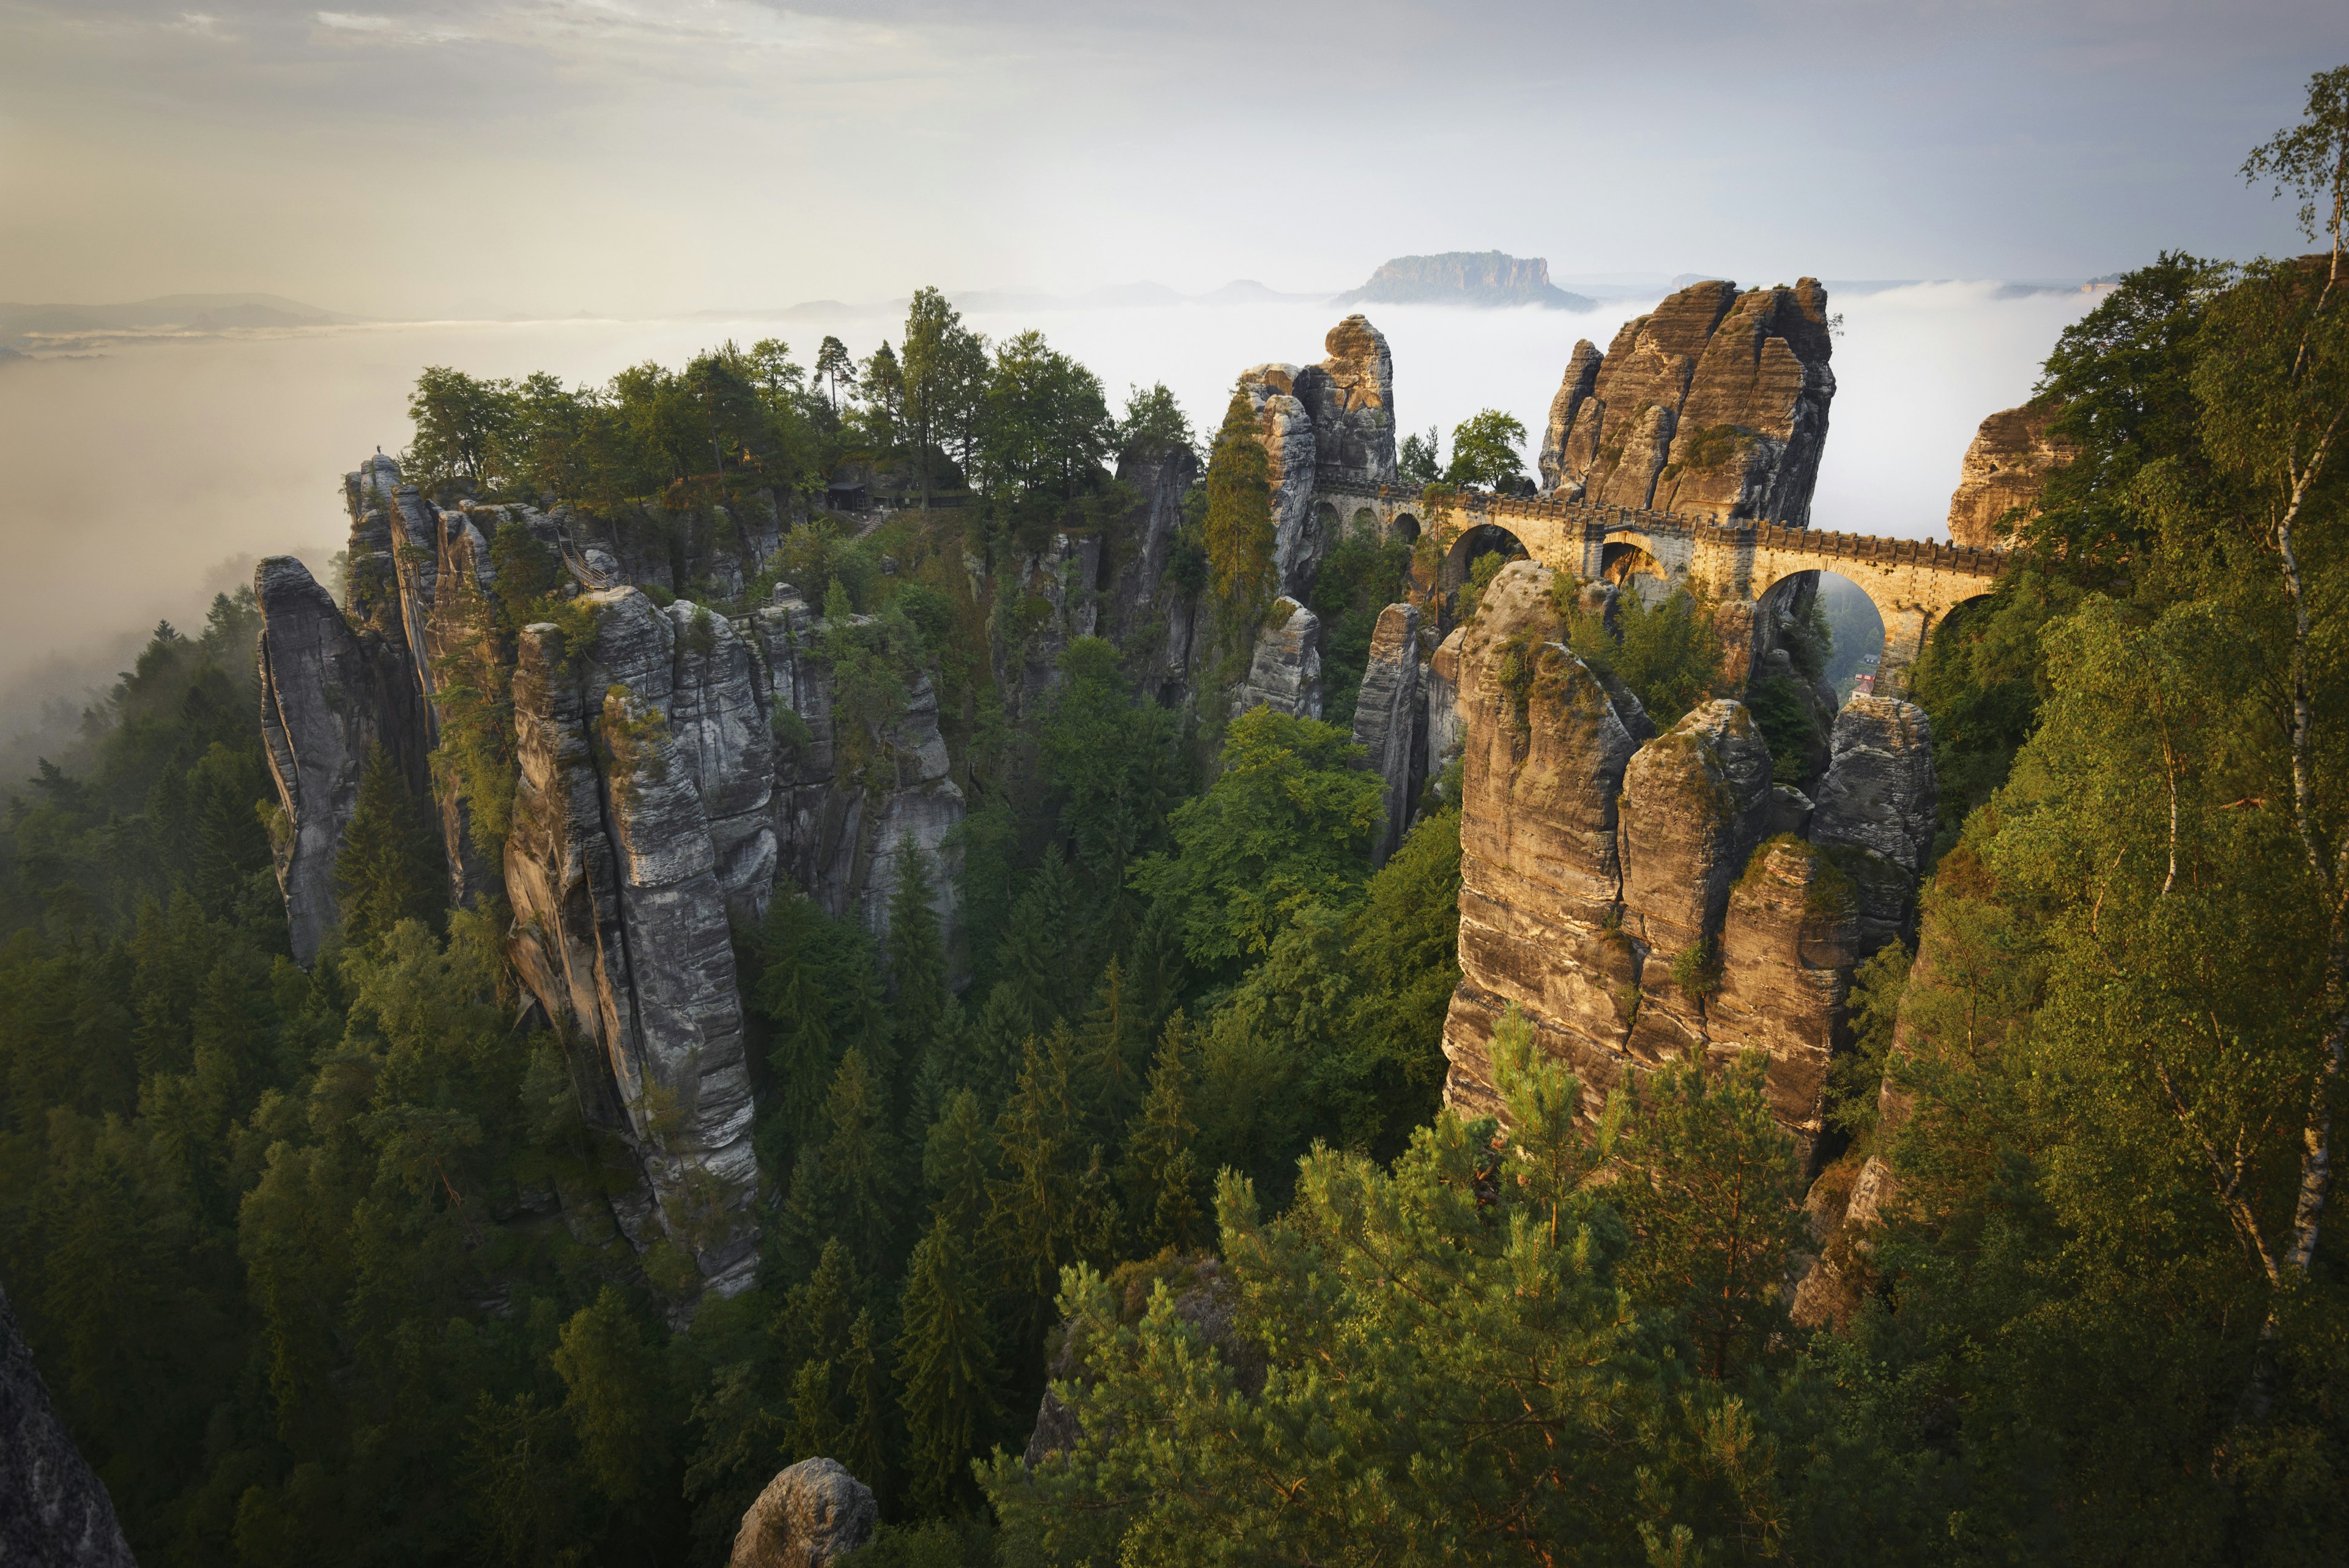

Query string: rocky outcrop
[1537,341,1605,494]
[1241,316,1399,595]
[748,590,965,945]
[729,1458,876,1568]
[1232,600,1323,720]
[2,1280,136,1567]
[1105,442,1201,644]
[1350,603,1424,864]
[1233,603,1324,720]
[1439,562,1937,1163]
[256,555,417,965]
[1296,315,1398,489]
[1811,696,1937,953]
[1442,565,1642,1122]
[1335,252,1596,311]
[504,592,763,1293]
[1946,402,2074,548]
[1545,279,1835,525]
[1709,839,1859,1146]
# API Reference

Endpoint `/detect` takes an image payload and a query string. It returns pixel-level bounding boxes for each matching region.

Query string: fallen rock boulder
[729,1457,876,1568]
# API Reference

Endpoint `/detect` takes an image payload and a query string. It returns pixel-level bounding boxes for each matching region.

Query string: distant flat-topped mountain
[1335,252,1595,310]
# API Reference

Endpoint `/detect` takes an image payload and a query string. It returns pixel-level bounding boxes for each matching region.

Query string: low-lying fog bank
[0,280,2093,760]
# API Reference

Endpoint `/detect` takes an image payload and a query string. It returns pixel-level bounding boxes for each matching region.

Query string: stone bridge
[1308,479,2006,694]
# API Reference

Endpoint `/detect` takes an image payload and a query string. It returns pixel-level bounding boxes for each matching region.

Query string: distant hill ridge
[1336,251,1595,310]
[0,293,350,339]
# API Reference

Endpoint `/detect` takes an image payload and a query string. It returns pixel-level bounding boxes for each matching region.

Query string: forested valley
[4,76,2349,1568]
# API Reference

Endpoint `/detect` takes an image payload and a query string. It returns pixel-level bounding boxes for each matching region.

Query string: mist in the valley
[0,280,2092,782]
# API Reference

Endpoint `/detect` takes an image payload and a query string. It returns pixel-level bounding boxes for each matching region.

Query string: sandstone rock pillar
[1351,603,1424,865]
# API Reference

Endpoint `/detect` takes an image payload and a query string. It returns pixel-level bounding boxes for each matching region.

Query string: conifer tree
[895,1213,1000,1514]
[1075,956,1145,1135]
[818,1049,899,1277]
[335,742,442,946]
[998,844,1078,1028]
[841,1308,892,1497]
[987,1028,1086,1347]
[887,838,949,1128]
[1118,1013,1203,1254]
[1203,385,1275,619]
[923,1087,994,1235]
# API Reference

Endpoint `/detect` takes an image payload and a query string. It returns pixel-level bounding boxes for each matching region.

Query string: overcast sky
[3,0,2343,318]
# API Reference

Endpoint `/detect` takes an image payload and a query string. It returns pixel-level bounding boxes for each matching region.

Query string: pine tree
[888,838,949,1131]
[987,1028,1085,1348]
[818,1049,899,1277]
[998,844,1078,1028]
[335,742,442,947]
[923,1088,994,1235]
[1118,1013,1203,1254]
[1075,956,1145,1135]
[895,1213,1001,1515]
[841,1308,892,1497]
[1203,385,1275,619]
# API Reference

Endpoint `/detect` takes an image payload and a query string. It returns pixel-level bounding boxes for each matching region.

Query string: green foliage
[1115,381,1194,458]
[1745,672,1824,786]
[1560,582,1726,730]
[1129,708,1382,975]
[1442,407,1529,489]
[1397,423,1442,486]
[1201,387,1275,622]
[1307,519,1414,729]
[1036,639,1184,934]
[335,743,444,947]
[894,1214,1000,1514]
[984,1015,1828,1564]
[971,330,1116,555]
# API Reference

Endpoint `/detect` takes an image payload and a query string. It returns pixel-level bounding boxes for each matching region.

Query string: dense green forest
[4,73,2348,1567]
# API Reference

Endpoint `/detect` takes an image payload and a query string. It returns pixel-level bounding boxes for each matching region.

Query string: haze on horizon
[1,0,2344,768]
[2,0,2341,319]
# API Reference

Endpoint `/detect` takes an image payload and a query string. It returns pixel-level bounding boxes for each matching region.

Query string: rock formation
[1335,252,1596,311]
[503,593,765,1292]
[729,1457,876,1568]
[1946,402,2074,548]
[2,1280,137,1567]
[1241,316,1398,594]
[1350,603,1424,864]
[1233,600,1323,720]
[255,455,971,1299]
[256,554,416,965]
[1542,279,1835,525]
[1809,697,1937,954]
[1439,562,1937,1164]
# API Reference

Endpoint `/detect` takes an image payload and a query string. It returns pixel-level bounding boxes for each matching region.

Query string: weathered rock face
[1811,696,1937,953]
[1442,565,1641,1122]
[729,1457,876,1568]
[259,454,974,1301]
[1105,442,1202,644]
[993,531,1106,723]
[1439,562,1936,1163]
[1241,316,1399,595]
[1351,603,1424,865]
[1946,402,2074,548]
[1233,600,1323,719]
[504,592,763,1292]
[256,555,415,965]
[1709,839,1859,1145]
[1,1281,137,1568]
[1537,340,1605,494]
[1546,279,1834,525]
[1294,314,1397,489]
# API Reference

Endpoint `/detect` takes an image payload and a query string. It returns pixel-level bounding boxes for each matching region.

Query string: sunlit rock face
[1945,401,2075,548]
[1439,561,1935,1167]
[1543,278,1835,524]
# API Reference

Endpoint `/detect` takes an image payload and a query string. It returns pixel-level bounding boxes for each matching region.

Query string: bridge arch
[1753,568,1885,703]
[1444,522,1529,593]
